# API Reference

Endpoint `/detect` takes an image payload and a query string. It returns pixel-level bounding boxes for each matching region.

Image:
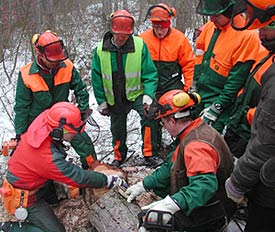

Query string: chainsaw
[137,209,175,232]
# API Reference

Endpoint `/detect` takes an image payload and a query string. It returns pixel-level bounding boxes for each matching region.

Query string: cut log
[89,187,141,232]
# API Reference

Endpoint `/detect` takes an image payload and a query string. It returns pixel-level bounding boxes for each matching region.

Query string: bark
[89,187,141,232]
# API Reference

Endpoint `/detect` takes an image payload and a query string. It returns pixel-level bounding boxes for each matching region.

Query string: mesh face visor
[40,40,68,62]
[231,0,275,30]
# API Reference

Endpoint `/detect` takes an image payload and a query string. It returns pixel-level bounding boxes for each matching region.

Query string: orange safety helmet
[156,90,200,119]
[147,3,176,21]
[46,102,85,135]
[32,30,68,62]
[110,10,135,35]
[231,0,275,30]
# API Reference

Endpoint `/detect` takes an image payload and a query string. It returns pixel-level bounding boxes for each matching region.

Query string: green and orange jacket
[193,20,260,132]
[91,32,158,107]
[227,45,273,142]
[140,27,194,92]
[143,118,220,215]
[14,59,89,135]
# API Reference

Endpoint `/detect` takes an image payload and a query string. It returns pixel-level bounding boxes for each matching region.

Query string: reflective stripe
[97,36,144,105]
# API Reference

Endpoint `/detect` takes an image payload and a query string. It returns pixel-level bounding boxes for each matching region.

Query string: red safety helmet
[156,90,200,119]
[46,102,85,135]
[148,3,176,21]
[110,10,135,35]
[231,0,275,30]
[32,30,68,62]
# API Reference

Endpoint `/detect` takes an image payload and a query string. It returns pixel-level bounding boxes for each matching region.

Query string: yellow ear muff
[31,34,40,45]
[189,92,201,104]
[172,92,190,107]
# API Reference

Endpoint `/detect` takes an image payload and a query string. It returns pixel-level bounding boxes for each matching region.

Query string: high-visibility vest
[96,36,144,105]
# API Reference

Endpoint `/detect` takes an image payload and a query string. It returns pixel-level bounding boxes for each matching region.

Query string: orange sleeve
[177,35,195,91]
[246,107,257,125]
[184,141,219,177]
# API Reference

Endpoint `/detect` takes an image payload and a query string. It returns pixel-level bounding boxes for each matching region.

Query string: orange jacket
[140,27,194,91]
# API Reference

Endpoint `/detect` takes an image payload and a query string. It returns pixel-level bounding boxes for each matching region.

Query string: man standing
[140,3,194,93]
[140,3,195,152]
[225,1,275,231]
[91,10,158,167]
[14,30,97,169]
[125,90,235,232]
[193,0,260,134]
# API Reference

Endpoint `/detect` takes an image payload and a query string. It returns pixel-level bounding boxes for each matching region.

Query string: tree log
[89,187,141,232]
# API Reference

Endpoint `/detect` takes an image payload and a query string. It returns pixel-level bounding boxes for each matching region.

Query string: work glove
[81,108,93,121]
[125,181,146,202]
[106,175,128,190]
[97,102,110,116]
[143,95,153,116]
[141,195,180,225]
[225,177,245,204]
[200,103,223,125]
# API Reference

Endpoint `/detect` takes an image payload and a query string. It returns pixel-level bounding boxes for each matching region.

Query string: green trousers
[110,95,159,161]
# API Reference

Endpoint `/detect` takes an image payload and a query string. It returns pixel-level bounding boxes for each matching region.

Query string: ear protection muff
[188,92,201,105]
[50,117,66,142]
[144,4,176,21]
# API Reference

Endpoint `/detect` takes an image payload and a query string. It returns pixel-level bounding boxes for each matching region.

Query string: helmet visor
[231,0,274,30]
[111,16,134,35]
[41,40,68,62]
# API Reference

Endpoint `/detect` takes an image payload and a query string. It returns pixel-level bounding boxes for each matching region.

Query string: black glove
[15,134,21,141]
[81,108,93,121]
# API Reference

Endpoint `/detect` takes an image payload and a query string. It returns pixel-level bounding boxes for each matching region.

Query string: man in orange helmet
[140,3,194,93]
[0,102,127,232]
[14,30,97,170]
[91,10,159,167]
[140,3,195,154]
[225,1,275,231]
[193,0,261,134]
[125,90,236,232]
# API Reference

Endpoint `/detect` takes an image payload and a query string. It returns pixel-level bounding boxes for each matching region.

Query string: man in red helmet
[0,102,127,232]
[125,90,236,232]
[224,1,275,231]
[192,0,261,134]
[91,10,159,167]
[14,30,97,170]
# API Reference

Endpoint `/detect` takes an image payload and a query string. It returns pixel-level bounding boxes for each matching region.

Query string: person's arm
[14,72,33,135]
[91,47,107,105]
[171,141,219,215]
[70,67,89,112]
[140,42,158,99]
[178,35,195,91]
[214,61,254,108]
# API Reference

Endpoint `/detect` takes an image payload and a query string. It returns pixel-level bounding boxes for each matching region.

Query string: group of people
[1,0,275,231]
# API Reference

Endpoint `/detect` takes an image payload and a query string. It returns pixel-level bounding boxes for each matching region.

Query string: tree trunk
[89,187,141,232]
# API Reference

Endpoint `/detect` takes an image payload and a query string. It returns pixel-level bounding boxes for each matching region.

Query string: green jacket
[14,59,89,135]
[91,32,158,107]
[193,22,259,133]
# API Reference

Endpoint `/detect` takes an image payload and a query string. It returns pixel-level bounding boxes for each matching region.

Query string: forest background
[0,0,206,160]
